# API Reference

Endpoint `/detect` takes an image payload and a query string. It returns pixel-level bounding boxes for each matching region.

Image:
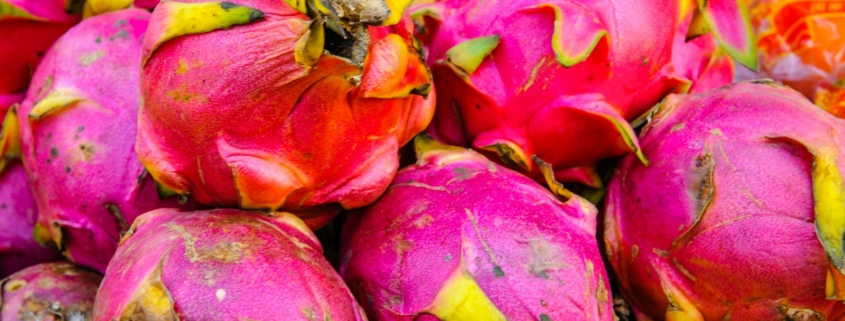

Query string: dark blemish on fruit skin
[493,266,505,278]
[77,126,84,132]
[50,147,58,158]
[109,30,129,41]
[95,37,102,44]
[219,1,237,9]
[1,204,6,209]
[540,314,552,321]
[114,19,127,27]
[65,166,70,173]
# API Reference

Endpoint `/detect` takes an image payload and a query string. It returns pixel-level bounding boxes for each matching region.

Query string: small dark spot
[37,51,45,57]
[248,9,264,21]
[304,153,311,159]
[538,270,549,279]
[219,1,237,9]
[64,166,70,173]
[46,159,51,164]
[109,30,129,41]
[540,314,552,321]
[77,126,84,132]
[114,19,127,27]
[0,204,6,209]
[444,254,451,262]
[50,147,58,158]
[540,299,547,307]
[475,104,480,109]
[493,266,505,278]
[95,37,102,44]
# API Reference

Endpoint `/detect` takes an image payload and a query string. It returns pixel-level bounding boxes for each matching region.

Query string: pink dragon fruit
[1,0,81,104]
[0,163,63,279]
[17,8,195,273]
[340,136,613,320]
[604,80,845,320]
[136,0,434,229]
[1,261,102,321]
[417,0,756,188]
[93,208,366,321]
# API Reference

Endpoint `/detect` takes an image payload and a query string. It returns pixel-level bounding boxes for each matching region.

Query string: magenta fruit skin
[93,208,367,321]
[605,80,845,320]
[341,148,614,320]
[1,261,102,321]
[17,8,194,273]
[0,163,62,279]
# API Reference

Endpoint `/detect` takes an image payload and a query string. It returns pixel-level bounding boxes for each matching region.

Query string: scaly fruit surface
[341,137,613,320]
[137,0,434,229]
[18,9,193,273]
[93,208,366,321]
[0,0,80,104]
[418,0,679,188]
[605,80,845,320]
[1,261,102,321]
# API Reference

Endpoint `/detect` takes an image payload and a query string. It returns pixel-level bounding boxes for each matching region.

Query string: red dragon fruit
[340,136,613,320]
[1,0,81,105]
[417,0,756,188]
[17,8,194,273]
[136,0,434,229]
[605,80,845,320]
[93,208,366,321]
[1,261,102,321]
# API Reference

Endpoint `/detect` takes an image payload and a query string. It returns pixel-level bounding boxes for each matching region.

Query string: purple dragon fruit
[1,261,102,321]
[605,80,845,319]
[17,8,194,273]
[93,208,366,321]
[341,136,614,320]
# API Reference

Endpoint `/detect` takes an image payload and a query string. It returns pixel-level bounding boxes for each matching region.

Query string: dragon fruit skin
[1,261,102,321]
[604,81,845,320]
[340,142,614,320]
[0,0,80,101]
[93,208,366,321]
[137,0,434,229]
[418,0,688,187]
[0,163,63,279]
[17,8,195,273]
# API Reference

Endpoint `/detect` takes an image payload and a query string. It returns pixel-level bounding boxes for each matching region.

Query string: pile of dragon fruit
[5,0,845,319]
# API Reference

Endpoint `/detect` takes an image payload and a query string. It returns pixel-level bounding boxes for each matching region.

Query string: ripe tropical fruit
[605,80,845,320]
[93,208,366,321]
[17,8,192,273]
[136,0,434,229]
[341,136,613,320]
[416,0,756,189]
[1,0,80,104]
[0,163,63,279]
[1,261,102,321]
[744,0,845,118]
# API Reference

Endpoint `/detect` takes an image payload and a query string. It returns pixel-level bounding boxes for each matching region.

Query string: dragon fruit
[136,0,434,229]
[0,163,63,279]
[340,136,613,320]
[1,0,80,105]
[17,8,194,273]
[604,80,845,320]
[417,0,756,189]
[1,261,102,321]
[93,208,366,321]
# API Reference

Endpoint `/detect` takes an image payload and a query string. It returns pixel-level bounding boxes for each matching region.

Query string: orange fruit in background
[747,0,845,117]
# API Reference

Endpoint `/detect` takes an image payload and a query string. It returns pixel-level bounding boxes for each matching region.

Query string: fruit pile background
[3,0,845,320]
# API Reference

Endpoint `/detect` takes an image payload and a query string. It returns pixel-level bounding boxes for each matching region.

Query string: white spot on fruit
[216,288,226,301]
